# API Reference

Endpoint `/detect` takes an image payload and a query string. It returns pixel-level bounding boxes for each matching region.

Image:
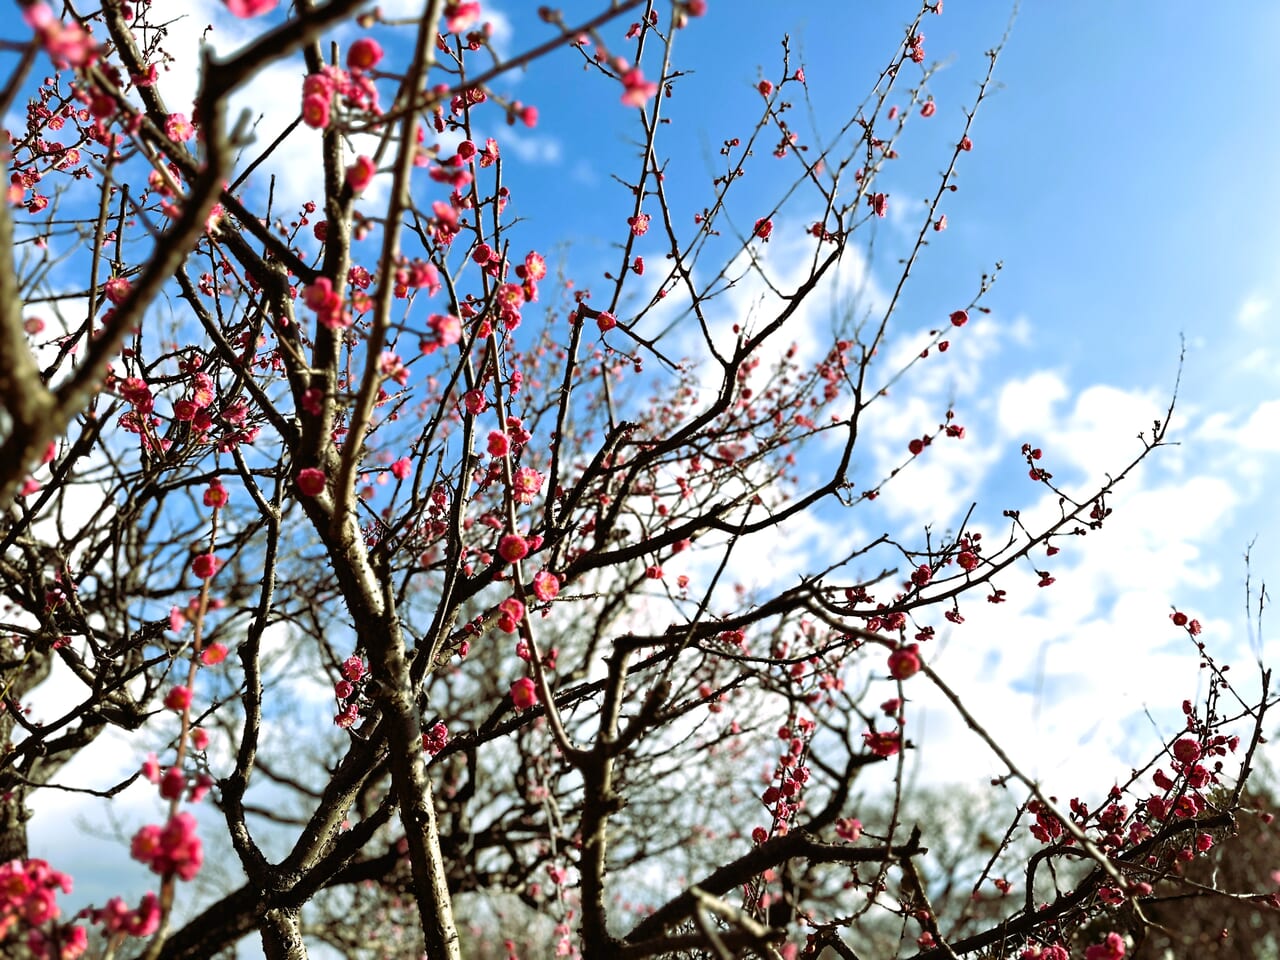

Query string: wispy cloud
[498,127,564,165]
[1236,293,1271,331]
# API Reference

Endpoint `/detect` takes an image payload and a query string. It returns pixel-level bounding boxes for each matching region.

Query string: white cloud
[897,500,1245,795]
[995,370,1071,439]
[1195,398,1280,454]
[498,128,564,165]
[1237,345,1279,377]
[1236,293,1271,331]
[376,0,515,59]
[1051,384,1169,472]
[807,302,1272,798]
[634,237,1268,798]
[672,231,888,388]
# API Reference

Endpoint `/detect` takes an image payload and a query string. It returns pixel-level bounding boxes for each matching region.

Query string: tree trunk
[259,906,307,960]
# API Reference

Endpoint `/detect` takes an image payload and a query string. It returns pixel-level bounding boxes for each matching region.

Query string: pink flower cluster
[532,570,560,602]
[334,656,368,728]
[203,478,229,509]
[347,37,383,72]
[1020,944,1069,960]
[118,376,153,414]
[23,2,96,68]
[302,277,350,330]
[510,677,538,711]
[497,596,524,633]
[168,593,227,634]
[1027,799,1065,844]
[300,61,379,130]
[296,467,326,496]
[887,643,921,680]
[1021,694,1238,880]
[908,32,925,64]
[862,729,901,758]
[226,0,277,17]
[103,276,130,305]
[512,466,544,505]
[0,859,73,941]
[753,718,814,842]
[421,720,450,756]
[166,112,195,142]
[84,892,161,939]
[191,553,220,580]
[619,65,659,107]
[1084,932,1126,960]
[421,314,462,355]
[395,258,442,299]
[444,1,482,33]
[834,817,862,842]
[345,155,375,194]
[498,534,529,563]
[491,280,533,332]
[173,371,217,426]
[130,813,203,881]
[24,923,87,960]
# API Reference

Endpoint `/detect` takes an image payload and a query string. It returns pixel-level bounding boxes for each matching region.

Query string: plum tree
[0,1,1273,958]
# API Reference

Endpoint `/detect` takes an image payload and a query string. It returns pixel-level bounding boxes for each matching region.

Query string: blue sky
[18,0,1280,926]
[468,1,1280,785]
[504,1,1280,373]
[413,0,1280,911]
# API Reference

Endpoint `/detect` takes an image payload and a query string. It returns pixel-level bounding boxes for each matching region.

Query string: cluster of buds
[751,717,815,843]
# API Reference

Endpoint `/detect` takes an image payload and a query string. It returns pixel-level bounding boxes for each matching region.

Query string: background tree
[0,1,1275,959]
